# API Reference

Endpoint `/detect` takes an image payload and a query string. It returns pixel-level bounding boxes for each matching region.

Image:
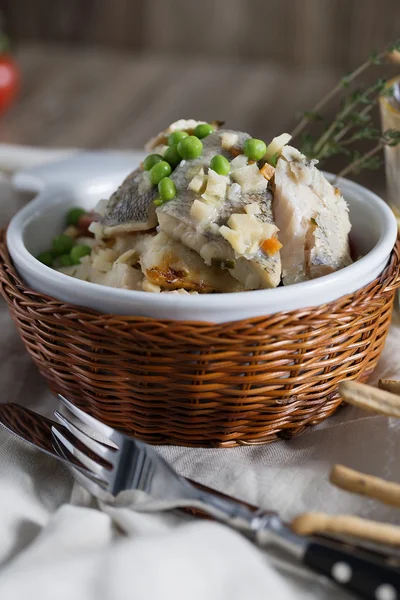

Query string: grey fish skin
[157,130,281,290]
[100,168,158,235]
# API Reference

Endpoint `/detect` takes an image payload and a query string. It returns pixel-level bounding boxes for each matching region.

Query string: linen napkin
[0,147,399,600]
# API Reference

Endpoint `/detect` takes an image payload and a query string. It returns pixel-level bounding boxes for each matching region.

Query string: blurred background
[0,0,399,194]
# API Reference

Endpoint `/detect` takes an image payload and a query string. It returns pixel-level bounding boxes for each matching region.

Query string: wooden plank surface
[5,0,400,70]
[0,43,389,196]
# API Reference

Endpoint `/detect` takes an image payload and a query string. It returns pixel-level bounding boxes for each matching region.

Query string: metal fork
[52,395,400,600]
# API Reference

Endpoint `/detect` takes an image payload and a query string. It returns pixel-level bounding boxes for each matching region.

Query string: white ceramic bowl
[7,152,398,323]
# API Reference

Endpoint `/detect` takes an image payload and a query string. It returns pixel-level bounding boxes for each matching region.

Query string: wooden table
[0,43,387,196]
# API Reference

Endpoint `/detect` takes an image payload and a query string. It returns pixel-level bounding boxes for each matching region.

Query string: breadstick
[338,380,400,418]
[379,378,400,396]
[330,464,400,508]
[291,512,400,546]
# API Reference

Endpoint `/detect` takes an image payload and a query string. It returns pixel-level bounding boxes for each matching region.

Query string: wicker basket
[1,228,399,447]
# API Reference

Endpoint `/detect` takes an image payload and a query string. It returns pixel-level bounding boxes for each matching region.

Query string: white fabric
[0,154,399,599]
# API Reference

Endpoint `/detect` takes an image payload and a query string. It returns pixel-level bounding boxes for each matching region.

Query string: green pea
[210,154,230,176]
[243,138,267,161]
[168,131,188,146]
[52,234,74,256]
[37,251,53,267]
[143,154,164,171]
[177,136,203,160]
[70,244,92,265]
[194,123,214,139]
[153,198,163,206]
[66,207,86,226]
[163,144,181,169]
[59,254,74,267]
[158,177,176,202]
[149,161,172,185]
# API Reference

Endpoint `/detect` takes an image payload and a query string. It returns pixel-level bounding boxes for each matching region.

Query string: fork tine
[54,410,117,464]
[52,425,110,482]
[58,395,118,442]
[51,430,107,487]
[68,465,114,502]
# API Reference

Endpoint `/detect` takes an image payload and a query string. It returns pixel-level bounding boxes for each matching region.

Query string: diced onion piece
[230,154,248,170]
[88,221,104,240]
[260,163,275,181]
[222,213,278,256]
[219,225,246,255]
[190,199,218,224]
[221,132,239,150]
[230,163,268,194]
[261,236,282,256]
[201,169,228,203]
[227,182,241,202]
[244,203,261,215]
[188,167,207,193]
[264,133,292,163]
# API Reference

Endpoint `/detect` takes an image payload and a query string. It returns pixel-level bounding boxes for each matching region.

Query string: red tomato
[0,55,19,114]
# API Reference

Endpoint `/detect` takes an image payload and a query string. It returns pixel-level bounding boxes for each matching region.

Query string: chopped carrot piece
[261,236,282,256]
[260,163,275,181]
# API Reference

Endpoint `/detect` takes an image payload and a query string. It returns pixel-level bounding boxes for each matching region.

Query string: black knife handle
[304,539,400,599]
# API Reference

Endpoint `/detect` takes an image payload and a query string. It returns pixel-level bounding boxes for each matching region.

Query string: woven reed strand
[1,228,399,447]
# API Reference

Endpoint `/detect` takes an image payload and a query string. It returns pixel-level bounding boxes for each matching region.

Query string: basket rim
[1,227,400,327]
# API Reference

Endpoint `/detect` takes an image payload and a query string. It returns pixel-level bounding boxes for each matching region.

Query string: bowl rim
[6,170,398,315]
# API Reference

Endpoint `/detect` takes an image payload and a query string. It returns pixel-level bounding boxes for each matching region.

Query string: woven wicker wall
[5,0,400,68]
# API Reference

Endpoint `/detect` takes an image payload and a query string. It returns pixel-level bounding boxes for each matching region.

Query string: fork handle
[303,538,400,599]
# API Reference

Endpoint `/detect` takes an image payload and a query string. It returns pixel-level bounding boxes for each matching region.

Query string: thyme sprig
[292,39,400,178]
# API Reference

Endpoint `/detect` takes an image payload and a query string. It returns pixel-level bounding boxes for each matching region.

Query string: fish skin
[274,146,352,285]
[99,168,158,235]
[157,130,281,290]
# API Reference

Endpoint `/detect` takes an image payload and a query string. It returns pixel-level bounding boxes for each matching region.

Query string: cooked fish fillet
[274,146,352,285]
[156,130,281,290]
[140,231,243,293]
[98,169,158,236]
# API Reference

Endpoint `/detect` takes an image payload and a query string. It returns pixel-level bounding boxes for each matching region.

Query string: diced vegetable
[210,155,230,176]
[190,199,218,224]
[219,225,246,255]
[168,131,188,146]
[261,236,282,256]
[143,154,164,171]
[244,203,261,215]
[230,163,268,194]
[229,154,248,170]
[221,132,239,150]
[264,133,292,163]
[70,244,92,265]
[260,163,275,180]
[52,234,74,256]
[194,123,214,139]
[37,251,53,267]
[149,161,172,185]
[66,207,86,226]
[244,138,267,161]
[188,168,207,193]
[177,136,203,160]
[201,169,228,203]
